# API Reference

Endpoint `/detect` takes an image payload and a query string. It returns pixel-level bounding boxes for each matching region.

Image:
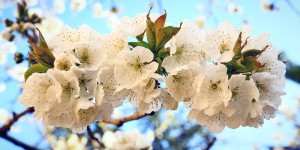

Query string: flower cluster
[19,10,285,133]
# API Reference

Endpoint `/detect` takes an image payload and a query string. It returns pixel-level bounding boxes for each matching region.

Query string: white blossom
[92,2,109,18]
[225,74,259,128]
[166,62,202,102]
[70,0,87,12]
[243,33,286,77]
[53,0,65,14]
[54,53,75,71]
[71,66,98,99]
[49,25,102,52]
[7,64,27,82]
[114,46,158,90]
[187,109,227,133]
[0,50,7,64]
[68,42,107,71]
[19,73,59,112]
[28,7,43,18]
[1,29,13,41]
[102,130,154,150]
[26,0,38,6]
[0,108,10,125]
[100,32,129,60]
[251,72,285,103]
[118,13,159,37]
[36,16,64,41]
[203,22,251,62]
[162,20,205,72]
[50,134,88,150]
[0,39,17,53]
[98,65,130,107]
[0,83,5,92]
[192,63,232,116]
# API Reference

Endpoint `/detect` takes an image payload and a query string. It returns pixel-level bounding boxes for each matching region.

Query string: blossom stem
[102,112,149,127]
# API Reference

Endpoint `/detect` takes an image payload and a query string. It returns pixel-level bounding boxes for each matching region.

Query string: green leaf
[28,40,55,68]
[129,41,152,49]
[156,23,182,50]
[136,31,145,42]
[233,32,242,55]
[28,29,55,68]
[243,56,265,71]
[24,63,50,81]
[154,10,167,32]
[155,28,165,49]
[242,49,263,58]
[36,28,49,49]
[146,9,156,49]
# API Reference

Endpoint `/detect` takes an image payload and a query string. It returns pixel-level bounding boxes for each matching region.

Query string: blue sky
[1,0,300,149]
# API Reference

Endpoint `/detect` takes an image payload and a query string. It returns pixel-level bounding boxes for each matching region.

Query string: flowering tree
[1,0,298,149]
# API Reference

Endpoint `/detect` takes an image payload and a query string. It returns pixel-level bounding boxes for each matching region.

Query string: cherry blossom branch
[102,112,149,127]
[0,107,34,133]
[0,107,36,149]
[87,126,105,148]
[204,137,216,150]
[0,133,38,150]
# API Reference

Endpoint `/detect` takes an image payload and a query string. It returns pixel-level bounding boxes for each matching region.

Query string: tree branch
[0,133,38,150]
[0,107,35,150]
[87,126,105,148]
[102,112,148,127]
[0,107,34,134]
[204,137,216,150]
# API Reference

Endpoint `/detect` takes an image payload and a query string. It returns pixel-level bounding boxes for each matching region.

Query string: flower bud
[4,19,14,27]
[14,52,24,64]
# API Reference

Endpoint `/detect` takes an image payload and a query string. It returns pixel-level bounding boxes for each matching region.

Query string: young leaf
[136,30,145,42]
[154,10,167,32]
[24,63,50,81]
[233,32,242,55]
[146,9,156,49]
[36,28,48,49]
[242,49,263,58]
[28,29,55,68]
[156,23,182,50]
[129,41,152,50]
[28,40,55,68]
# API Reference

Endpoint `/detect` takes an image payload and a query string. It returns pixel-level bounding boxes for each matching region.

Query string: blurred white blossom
[70,0,87,12]
[102,130,154,150]
[0,51,7,64]
[0,83,6,92]
[35,16,64,41]
[28,7,43,17]
[53,0,65,14]
[0,108,10,125]
[26,0,38,6]
[7,64,27,82]
[92,2,109,18]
